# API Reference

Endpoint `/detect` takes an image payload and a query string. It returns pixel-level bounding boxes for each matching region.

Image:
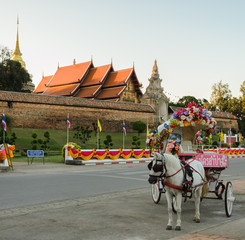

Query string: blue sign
[27,150,44,157]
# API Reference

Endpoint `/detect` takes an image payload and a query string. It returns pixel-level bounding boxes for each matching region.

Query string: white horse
[148,152,208,231]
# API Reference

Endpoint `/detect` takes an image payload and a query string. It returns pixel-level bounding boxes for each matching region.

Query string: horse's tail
[201,178,209,198]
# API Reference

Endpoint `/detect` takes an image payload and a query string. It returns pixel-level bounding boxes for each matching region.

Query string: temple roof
[102,68,133,88]
[81,64,112,87]
[75,85,101,98]
[43,83,80,96]
[35,60,143,103]
[96,86,126,100]
[47,61,93,87]
[34,75,52,93]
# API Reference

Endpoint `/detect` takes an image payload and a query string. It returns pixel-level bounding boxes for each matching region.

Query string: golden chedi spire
[151,59,159,79]
[12,16,26,70]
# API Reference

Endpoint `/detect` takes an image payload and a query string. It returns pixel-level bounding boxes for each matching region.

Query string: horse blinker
[148,161,153,170]
[153,162,163,172]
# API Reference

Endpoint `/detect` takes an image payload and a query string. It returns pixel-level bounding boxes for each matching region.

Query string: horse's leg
[165,190,173,230]
[193,187,202,223]
[175,192,182,230]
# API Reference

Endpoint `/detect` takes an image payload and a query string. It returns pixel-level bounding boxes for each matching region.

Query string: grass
[7,127,148,162]
[13,155,64,163]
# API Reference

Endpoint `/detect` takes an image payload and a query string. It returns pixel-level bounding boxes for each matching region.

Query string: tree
[73,125,92,146]
[240,81,245,98]
[0,46,12,62]
[227,97,242,116]
[132,121,146,136]
[210,80,232,111]
[177,96,199,107]
[104,135,113,149]
[31,132,38,150]
[170,96,209,108]
[0,46,32,92]
[131,136,141,149]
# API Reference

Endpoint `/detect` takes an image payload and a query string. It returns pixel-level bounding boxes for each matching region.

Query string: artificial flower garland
[147,102,217,150]
[166,139,180,155]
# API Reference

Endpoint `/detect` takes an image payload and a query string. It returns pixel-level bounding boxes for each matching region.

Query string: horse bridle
[148,155,167,178]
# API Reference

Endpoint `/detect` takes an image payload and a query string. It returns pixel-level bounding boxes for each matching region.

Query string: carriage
[147,102,235,221]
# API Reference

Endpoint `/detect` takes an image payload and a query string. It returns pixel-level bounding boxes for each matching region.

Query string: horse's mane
[164,153,180,168]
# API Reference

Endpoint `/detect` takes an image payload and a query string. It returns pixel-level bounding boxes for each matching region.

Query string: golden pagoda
[12,17,35,91]
[12,16,26,69]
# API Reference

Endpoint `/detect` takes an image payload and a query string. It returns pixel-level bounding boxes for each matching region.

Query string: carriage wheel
[225,181,235,217]
[151,182,161,204]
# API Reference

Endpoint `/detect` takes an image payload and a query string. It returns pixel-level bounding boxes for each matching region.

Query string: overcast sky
[1,0,245,102]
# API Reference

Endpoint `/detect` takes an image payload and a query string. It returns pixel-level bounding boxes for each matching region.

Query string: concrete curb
[66,157,153,165]
[65,154,244,165]
[228,154,245,158]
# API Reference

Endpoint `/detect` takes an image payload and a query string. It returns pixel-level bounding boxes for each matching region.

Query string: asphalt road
[0,158,244,210]
[0,162,148,210]
[0,159,244,240]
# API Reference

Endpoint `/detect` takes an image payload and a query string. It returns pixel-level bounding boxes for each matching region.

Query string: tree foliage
[240,81,245,99]
[210,80,232,111]
[0,46,32,92]
[73,125,92,146]
[131,136,141,149]
[104,135,113,149]
[132,121,146,135]
[170,96,208,108]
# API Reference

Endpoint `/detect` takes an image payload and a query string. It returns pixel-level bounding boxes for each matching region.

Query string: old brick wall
[0,91,155,132]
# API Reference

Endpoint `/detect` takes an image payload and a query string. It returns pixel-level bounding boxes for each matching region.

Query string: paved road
[0,158,244,210]
[0,159,244,240]
[0,162,149,210]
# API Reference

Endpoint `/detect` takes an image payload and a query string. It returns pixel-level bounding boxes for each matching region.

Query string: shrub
[132,121,146,136]
[104,135,113,149]
[221,143,229,148]
[132,136,141,149]
[232,142,239,148]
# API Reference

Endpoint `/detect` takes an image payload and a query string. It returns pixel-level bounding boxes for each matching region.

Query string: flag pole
[123,133,125,149]
[3,130,5,143]
[67,113,69,144]
[123,120,125,150]
[2,112,6,143]
[97,119,99,149]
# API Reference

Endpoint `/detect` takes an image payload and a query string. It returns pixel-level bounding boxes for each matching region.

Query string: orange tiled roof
[47,61,93,87]
[96,86,126,100]
[102,68,133,88]
[34,75,52,93]
[42,83,80,96]
[75,85,101,98]
[81,64,112,87]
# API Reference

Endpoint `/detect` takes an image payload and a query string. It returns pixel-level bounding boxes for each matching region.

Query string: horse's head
[148,152,165,184]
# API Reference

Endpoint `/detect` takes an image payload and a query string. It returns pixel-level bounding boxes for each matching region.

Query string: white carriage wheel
[151,182,161,204]
[225,181,235,217]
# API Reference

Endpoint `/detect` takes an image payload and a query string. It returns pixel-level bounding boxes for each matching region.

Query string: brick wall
[0,91,155,132]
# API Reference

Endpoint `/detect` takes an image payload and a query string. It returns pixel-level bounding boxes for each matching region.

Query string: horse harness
[148,156,200,201]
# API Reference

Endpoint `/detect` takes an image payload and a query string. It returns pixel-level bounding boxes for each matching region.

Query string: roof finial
[57,62,59,69]
[151,59,159,78]
[133,61,135,70]
[73,58,76,65]
[42,72,44,78]
[12,15,26,69]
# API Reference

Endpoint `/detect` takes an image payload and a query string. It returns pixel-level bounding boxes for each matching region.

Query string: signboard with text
[27,150,44,158]
[195,153,228,168]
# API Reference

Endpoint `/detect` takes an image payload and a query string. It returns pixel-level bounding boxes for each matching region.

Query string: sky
[1,0,245,102]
